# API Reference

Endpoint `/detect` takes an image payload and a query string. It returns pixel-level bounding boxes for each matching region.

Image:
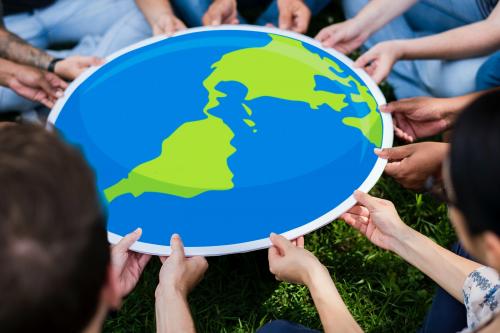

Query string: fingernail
[56,90,63,98]
[135,227,142,234]
[270,232,276,237]
[171,233,180,239]
[374,148,383,155]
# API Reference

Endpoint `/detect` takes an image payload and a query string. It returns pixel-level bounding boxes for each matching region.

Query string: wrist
[155,282,188,301]
[48,58,64,73]
[303,260,331,289]
[389,225,420,256]
[391,40,409,60]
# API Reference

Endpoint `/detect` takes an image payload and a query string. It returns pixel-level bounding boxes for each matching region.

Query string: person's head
[0,124,121,333]
[445,90,500,270]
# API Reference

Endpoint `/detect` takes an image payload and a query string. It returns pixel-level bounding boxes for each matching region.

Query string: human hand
[54,55,104,81]
[355,40,404,83]
[7,64,67,108]
[268,233,326,286]
[111,228,152,298]
[157,234,208,298]
[151,12,187,36]
[381,97,458,142]
[202,0,239,26]
[277,0,311,33]
[375,142,449,191]
[315,19,369,54]
[341,190,412,252]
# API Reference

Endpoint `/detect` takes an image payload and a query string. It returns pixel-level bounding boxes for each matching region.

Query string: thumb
[354,51,375,69]
[170,233,185,258]
[115,228,142,252]
[374,146,412,161]
[353,190,378,211]
[269,233,291,254]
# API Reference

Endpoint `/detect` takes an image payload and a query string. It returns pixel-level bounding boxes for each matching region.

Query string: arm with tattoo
[0,2,55,70]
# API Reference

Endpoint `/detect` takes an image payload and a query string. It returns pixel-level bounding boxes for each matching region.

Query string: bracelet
[47,58,64,73]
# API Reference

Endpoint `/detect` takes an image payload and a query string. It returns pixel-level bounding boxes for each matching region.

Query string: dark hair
[450,90,500,236]
[0,124,109,333]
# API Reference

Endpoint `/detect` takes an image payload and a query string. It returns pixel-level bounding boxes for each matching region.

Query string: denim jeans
[257,319,320,333]
[1,0,152,112]
[171,0,331,28]
[342,0,492,99]
[476,51,500,90]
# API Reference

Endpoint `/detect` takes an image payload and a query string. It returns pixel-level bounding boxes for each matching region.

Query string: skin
[374,142,449,191]
[135,0,186,36]
[381,89,500,142]
[355,4,500,83]
[156,234,208,333]
[315,0,417,53]
[268,233,363,333]
[267,188,485,332]
[83,229,152,333]
[0,2,103,82]
[0,58,67,108]
[202,0,311,33]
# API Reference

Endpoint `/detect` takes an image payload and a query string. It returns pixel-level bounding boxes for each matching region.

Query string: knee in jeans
[475,57,499,90]
[341,0,370,19]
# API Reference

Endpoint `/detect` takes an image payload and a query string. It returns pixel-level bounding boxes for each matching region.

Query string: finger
[344,204,370,218]
[354,51,376,69]
[296,236,304,248]
[138,254,152,268]
[40,96,55,108]
[293,8,311,33]
[315,27,331,42]
[380,100,412,114]
[87,56,104,66]
[269,232,291,254]
[45,72,68,92]
[191,256,209,272]
[37,77,60,99]
[374,146,411,161]
[268,245,281,272]
[114,228,142,252]
[384,161,403,176]
[279,8,292,30]
[394,125,414,143]
[341,212,369,230]
[353,190,378,211]
[371,62,390,84]
[170,233,185,258]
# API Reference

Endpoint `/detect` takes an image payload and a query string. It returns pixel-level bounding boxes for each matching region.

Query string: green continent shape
[104,33,384,203]
[104,115,235,202]
[203,33,382,146]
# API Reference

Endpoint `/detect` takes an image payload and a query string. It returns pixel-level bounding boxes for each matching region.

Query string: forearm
[354,0,417,36]
[0,29,54,70]
[135,0,175,25]
[397,20,500,60]
[0,58,17,86]
[307,265,363,333]
[392,228,481,302]
[155,288,196,333]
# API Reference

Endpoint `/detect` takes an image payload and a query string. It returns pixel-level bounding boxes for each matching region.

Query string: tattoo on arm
[0,2,54,70]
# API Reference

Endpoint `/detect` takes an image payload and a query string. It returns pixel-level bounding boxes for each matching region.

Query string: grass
[104,2,455,332]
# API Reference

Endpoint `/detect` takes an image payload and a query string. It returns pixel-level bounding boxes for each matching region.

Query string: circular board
[49,26,393,256]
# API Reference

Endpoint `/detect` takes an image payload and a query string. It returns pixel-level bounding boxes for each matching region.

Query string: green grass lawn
[104,2,455,332]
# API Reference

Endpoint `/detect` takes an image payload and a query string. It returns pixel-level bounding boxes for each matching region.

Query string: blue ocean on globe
[53,28,386,252]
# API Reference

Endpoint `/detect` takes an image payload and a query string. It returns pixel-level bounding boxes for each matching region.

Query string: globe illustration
[50,27,392,255]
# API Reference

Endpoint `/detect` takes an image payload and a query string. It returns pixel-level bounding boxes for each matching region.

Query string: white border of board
[48,25,393,256]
